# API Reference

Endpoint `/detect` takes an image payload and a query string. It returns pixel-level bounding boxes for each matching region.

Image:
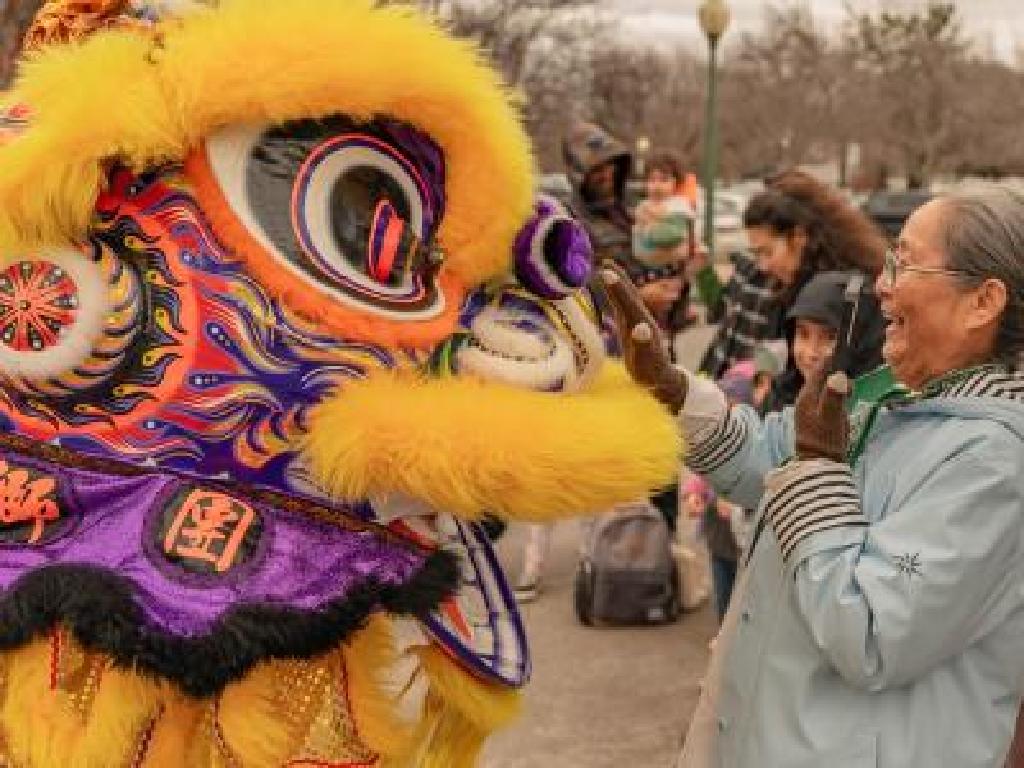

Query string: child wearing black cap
[770,270,886,407]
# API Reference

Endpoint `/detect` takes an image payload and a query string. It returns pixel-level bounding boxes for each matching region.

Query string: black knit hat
[786,271,850,330]
[786,270,886,379]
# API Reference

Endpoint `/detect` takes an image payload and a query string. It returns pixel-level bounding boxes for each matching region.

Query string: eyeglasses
[882,248,970,285]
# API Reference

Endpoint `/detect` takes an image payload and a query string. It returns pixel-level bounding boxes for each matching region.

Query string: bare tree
[386,0,600,170]
[947,58,1024,178]
[718,6,838,179]
[446,0,597,88]
[517,23,595,170]
[387,0,598,87]
[445,0,602,169]
[842,2,969,188]
[709,2,1024,187]
[587,45,703,172]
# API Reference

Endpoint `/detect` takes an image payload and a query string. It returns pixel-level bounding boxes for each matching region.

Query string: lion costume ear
[0,0,534,291]
[22,0,215,49]
[0,28,174,255]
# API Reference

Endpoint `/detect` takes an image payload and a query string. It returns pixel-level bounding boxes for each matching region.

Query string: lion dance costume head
[0,1,680,765]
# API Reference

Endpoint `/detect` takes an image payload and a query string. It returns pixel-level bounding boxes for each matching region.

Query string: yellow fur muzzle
[303,363,683,521]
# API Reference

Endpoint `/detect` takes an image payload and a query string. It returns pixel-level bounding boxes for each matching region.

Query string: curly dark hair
[743,169,885,303]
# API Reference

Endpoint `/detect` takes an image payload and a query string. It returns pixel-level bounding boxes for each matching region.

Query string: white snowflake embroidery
[894,552,923,580]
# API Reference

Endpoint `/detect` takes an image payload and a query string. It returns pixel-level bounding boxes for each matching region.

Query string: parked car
[696,191,747,257]
[862,190,933,240]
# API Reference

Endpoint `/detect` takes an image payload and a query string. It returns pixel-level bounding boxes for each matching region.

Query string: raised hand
[598,262,688,413]
[794,369,851,462]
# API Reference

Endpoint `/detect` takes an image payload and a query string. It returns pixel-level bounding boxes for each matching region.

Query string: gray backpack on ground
[573,502,680,625]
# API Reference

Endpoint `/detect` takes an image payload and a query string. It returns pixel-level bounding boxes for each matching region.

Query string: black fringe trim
[0,550,459,698]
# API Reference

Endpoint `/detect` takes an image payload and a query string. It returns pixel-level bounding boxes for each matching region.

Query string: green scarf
[846,363,1010,465]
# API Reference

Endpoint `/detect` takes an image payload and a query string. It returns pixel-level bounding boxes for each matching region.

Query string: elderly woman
[602,187,1024,768]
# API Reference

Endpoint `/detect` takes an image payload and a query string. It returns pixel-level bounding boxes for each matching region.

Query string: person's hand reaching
[794,368,851,462]
[598,262,688,413]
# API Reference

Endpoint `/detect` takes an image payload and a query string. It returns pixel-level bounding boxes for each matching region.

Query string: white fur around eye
[204,124,279,258]
[456,307,576,392]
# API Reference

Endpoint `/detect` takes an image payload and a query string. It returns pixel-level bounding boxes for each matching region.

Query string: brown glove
[598,262,688,413]
[794,369,851,462]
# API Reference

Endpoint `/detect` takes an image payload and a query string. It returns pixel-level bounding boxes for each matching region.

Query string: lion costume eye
[198,116,448,321]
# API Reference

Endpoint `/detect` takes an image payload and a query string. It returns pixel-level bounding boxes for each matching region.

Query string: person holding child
[632,154,699,333]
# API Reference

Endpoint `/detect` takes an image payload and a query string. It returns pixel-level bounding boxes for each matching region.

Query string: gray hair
[940,187,1024,369]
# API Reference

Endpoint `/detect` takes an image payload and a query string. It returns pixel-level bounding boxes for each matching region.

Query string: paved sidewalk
[482,523,717,768]
[482,321,721,768]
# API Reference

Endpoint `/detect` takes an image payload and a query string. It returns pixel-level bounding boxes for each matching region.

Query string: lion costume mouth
[303,362,682,522]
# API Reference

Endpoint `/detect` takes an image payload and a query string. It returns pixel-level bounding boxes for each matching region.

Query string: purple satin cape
[0,445,457,697]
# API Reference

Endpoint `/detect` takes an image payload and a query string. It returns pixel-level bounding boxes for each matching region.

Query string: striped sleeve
[763,459,866,561]
[685,409,748,476]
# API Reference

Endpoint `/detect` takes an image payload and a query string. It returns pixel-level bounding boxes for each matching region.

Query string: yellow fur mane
[0,0,533,288]
[304,363,684,521]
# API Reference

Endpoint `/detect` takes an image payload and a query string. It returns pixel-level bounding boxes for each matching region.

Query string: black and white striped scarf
[924,365,1024,402]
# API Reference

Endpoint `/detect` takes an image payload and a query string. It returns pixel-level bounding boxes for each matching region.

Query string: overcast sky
[612,0,1024,60]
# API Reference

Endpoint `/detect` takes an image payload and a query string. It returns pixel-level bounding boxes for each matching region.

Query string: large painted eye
[294,135,427,289]
[195,116,448,323]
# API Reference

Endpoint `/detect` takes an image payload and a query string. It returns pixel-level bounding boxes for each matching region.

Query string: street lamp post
[698,0,731,259]
[635,135,651,180]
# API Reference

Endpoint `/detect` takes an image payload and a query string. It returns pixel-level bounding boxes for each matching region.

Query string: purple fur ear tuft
[513,195,593,300]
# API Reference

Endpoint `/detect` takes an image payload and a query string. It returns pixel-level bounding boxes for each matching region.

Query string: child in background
[701,272,882,611]
[752,341,787,414]
[631,154,697,332]
[633,156,699,530]
[785,270,884,387]
[683,474,737,623]
[682,475,715,522]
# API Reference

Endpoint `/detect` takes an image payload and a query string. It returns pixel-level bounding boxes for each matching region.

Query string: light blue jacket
[686,384,1024,767]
